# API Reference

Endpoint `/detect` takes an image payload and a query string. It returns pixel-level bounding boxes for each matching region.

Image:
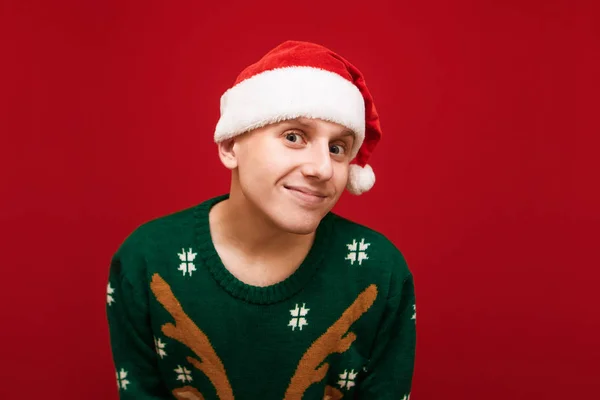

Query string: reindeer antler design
[150,273,234,400]
[172,386,205,400]
[284,284,378,399]
[324,385,344,400]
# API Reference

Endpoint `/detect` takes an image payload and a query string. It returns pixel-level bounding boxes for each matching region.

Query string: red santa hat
[214,40,382,195]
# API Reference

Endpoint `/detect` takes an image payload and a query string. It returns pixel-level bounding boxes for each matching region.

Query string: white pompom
[346,164,376,195]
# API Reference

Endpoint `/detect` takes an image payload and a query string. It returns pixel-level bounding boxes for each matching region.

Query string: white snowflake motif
[175,365,193,383]
[116,368,130,390]
[107,283,115,306]
[412,304,416,321]
[288,303,309,331]
[177,248,197,277]
[345,238,370,265]
[402,393,411,400]
[337,369,358,390]
[154,336,167,359]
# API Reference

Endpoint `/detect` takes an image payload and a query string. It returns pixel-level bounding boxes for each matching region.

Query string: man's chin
[270,208,324,236]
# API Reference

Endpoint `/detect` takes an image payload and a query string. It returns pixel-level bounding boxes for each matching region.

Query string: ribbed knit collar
[193,193,334,305]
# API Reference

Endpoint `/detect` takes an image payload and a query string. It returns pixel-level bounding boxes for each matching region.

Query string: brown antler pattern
[173,386,205,400]
[324,385,344,400]
[150,273,234,400]
[284,284,378,399]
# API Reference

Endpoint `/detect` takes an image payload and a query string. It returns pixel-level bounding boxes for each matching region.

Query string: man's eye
[285,132,302,143]
[330,144,346,155]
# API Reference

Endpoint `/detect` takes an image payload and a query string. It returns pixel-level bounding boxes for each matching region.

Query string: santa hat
[214,40,382,195]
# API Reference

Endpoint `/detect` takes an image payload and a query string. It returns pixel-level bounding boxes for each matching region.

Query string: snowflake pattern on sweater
[116,368,129,391]
[345,238,371,265]
[288,303,310,331]
[106,283,115,306]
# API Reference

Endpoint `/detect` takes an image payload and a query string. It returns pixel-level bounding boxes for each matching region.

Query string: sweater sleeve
[356,272,417,399]
[105,235,171,399]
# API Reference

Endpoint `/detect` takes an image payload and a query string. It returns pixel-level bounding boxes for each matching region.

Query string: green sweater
[106,194,416,400]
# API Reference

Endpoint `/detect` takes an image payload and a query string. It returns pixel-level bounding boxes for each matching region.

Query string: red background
[1,0,598,398]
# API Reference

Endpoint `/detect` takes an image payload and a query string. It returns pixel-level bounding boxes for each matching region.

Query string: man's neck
[208,194,315,265]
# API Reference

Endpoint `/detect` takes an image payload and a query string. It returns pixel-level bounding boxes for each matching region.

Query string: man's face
[225,117,356,235]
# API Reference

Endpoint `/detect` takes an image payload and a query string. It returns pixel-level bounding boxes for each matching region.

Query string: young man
[106,40,416,400]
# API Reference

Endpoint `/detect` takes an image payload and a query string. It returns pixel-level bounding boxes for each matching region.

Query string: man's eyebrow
[282,118,314,129]
[283,118,355,138]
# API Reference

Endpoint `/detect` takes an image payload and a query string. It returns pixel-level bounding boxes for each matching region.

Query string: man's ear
[217,138,238,170]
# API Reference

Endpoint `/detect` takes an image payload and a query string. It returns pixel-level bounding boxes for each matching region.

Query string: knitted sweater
[106,194,416,400]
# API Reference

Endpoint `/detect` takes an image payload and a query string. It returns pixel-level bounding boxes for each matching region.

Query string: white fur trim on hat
[346,163,375,195]
[214,66,366,160]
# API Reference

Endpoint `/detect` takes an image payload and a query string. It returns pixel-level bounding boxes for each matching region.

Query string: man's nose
[300,143,333,180]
